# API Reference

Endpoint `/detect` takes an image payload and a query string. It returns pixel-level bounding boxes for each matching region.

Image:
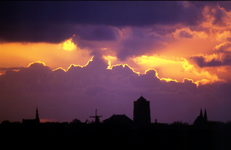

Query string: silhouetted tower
[133,96,151,125]
[194,108,208,126]
[22,106,40,124]
[204,109,207,121]
[89,109,102,124]
[200,108,203,117]
[35,106,40,123]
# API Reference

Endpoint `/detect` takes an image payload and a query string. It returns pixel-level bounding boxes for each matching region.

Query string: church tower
[204,109,207,121]
[22,106,40,124]
[193,108,208,126]
[200,108,203,117]
[35,106,40,123]
[133,96,151,125]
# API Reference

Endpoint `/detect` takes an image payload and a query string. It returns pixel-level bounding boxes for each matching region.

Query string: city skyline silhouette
[1,2,231,148]
[1,95,231,150]
[0,95,219,127]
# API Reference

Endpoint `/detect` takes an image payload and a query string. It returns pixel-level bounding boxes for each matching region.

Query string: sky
[1,1,231,124]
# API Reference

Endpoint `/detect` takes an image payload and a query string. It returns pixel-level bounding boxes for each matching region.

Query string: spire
[137,96,146,102]
[204,109,207,122]
[200,108,203,117]
[35,106,40,123]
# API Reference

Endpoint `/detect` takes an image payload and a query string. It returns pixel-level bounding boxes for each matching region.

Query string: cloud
[201,3,231,29]
[211,5,228,26]
[72,26,171,61]
[192,42,231,68]
[227,37,231,42]
[213,42,231,52]
[0,1,203,43]
[0,2,202,26]
[191,53,231,68]
[0,22,75,43]
[115,27,170,60]
[0,67,23,72]
[179,30,194,38]
[0,56,231,123]
[172,28,208,40]
[75,25,120,41]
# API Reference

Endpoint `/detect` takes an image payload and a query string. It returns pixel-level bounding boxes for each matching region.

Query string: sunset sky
[1,1,231,124]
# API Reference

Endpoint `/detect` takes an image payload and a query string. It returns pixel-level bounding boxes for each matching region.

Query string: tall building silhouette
[133,96,151,125]
[22,106,40,124]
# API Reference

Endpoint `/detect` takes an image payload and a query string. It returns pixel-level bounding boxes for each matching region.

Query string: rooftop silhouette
[1,96,231,149]
[103,114,133,128]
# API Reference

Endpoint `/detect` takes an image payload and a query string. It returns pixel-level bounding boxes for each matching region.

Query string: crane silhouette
[89,109,102,124]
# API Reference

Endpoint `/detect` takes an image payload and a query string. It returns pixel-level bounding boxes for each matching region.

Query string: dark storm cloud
[75,26,120,41]
[217,2,231,11]
[0,1,203,43]
[0,22,75,43]
[1,56,231,123]
[0,2,202,26]
[116,28,167,60]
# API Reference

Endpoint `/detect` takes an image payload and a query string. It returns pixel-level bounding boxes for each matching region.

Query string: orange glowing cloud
[215,31,231,41]
[201,4,231,30]
[213,42,231,51]
[103,55,140,75]
[60,36,77,51]
[144,68,178,83]
[131,55,224,86]
[27,61,47,68]
[103,53,224,86]
[133,55,181,70]
[0,41,92,73]
[104,55,187,83]
[173,27,208,40]
[52,56,94,72]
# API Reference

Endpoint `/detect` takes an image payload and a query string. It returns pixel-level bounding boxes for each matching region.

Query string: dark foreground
[1,122,231,150]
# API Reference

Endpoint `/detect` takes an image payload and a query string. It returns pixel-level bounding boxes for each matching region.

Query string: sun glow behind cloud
[0,42,92,74]
[61,36,77,51]
[130,55,224,86]
[103,55,140,75]
[52,56,94,72]
[1,2,231,86]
